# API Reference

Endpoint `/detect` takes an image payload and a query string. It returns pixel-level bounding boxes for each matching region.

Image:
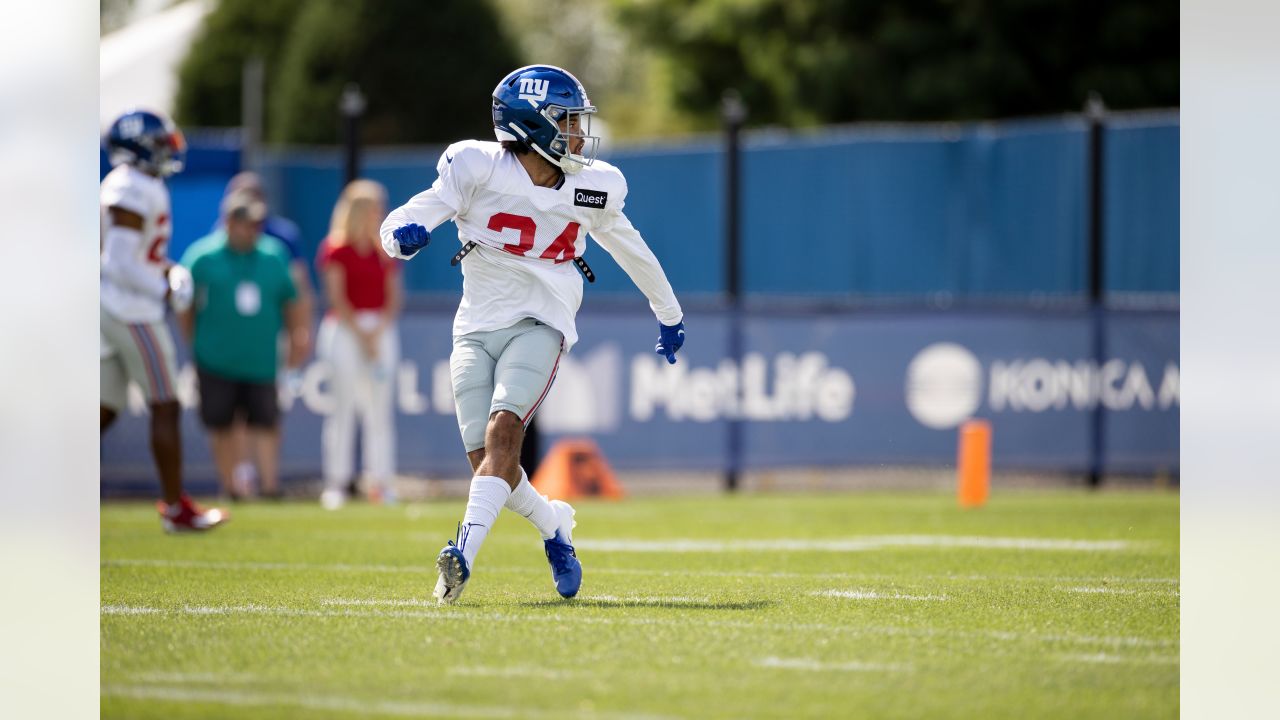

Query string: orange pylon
[957,419,991,508]
[530,438,625,500]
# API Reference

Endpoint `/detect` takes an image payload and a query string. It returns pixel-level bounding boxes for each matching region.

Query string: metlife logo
[630,351,855,423]
[249,344,857,432]
[904,342,1181,430]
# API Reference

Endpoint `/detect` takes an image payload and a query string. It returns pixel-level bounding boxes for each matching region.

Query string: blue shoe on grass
[544,500,582,598]
[433,539,471,605]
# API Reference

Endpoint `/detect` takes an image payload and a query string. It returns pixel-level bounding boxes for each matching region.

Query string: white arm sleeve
[101,224,168,299]
[380,143,483,260]
[380,188,457,260]
[591,212,684,326]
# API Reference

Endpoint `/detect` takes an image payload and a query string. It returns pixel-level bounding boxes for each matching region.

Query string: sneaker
[157,495,228,533]
[433,540,471,605]
[544,500,582,598]
[320,488,346,511]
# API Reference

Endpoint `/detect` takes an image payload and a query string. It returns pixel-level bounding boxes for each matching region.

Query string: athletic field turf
[101,490,1179,719]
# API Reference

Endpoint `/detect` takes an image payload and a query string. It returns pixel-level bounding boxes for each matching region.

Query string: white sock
[458,475,511,568]
[504,467,559,540]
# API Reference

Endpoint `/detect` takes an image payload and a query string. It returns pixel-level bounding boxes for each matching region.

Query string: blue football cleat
[544,500,582,598]
[433,538,471,605]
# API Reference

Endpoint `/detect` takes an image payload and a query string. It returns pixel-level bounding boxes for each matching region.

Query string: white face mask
[548,107,599,174]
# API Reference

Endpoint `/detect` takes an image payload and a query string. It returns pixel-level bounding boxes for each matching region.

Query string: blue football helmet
[492,65,599,174]
[104,109,186,178]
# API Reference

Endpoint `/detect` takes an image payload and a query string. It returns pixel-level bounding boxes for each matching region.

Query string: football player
[100,109,227,533]
[381,65,686,604]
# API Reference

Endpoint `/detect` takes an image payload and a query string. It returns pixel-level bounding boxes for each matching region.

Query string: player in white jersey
[100,109,226,533]
[381,65,686,604]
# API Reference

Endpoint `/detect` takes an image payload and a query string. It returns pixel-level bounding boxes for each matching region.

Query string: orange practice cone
[530,438,626,500]
[957,419,991,508]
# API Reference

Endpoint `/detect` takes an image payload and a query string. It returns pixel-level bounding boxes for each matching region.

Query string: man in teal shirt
[178,190,307,500]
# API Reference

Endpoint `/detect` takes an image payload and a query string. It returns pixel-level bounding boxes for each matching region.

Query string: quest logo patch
[574,188,608,208]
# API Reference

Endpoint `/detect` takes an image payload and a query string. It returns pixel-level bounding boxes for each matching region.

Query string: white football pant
[317,311,399,492]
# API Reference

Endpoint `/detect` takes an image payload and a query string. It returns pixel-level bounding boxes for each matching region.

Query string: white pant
[450,318,564,452]
[317,312,399,490]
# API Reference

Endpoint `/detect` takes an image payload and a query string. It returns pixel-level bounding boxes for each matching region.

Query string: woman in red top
[316,180,402,508]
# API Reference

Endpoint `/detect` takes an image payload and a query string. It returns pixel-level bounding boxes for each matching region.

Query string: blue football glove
[655,321,685,365]
[392,223,430,257]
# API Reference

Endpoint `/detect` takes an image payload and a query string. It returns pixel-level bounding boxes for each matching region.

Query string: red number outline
[486,212,581,263]
[487,212,536,256]
[146,213,170,264]
[539,221,581,264]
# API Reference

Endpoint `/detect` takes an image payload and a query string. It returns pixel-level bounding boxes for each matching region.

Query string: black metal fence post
[722,90,746,493]
[240,56,264,172]
[341,83,366,185]
[1086,92,1107,488]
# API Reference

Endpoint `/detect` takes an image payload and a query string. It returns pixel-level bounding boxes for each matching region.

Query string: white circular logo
[905,343,983,429]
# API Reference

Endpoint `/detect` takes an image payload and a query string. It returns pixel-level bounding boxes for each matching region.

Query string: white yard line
[1061,586,1138,595]
[183,603,282,615]
[756,656,913,672]
[1058,586,1180,598]
[104,558,435,573]
[575,535,1139,553]
[101,605,161,615]
[180,604,445,619]
[1057,652,1180,665]
[101,603,1175,650]
[103,683,681,720]
[322,596,729,611]
[104,557,1177,586]
[448,665,588,680]
[128,671,258,684]
[813,589,948,601]
[579,567,1179,585]
[580,594,711,605]
[321,598,439,607]
[987,631,1173,649]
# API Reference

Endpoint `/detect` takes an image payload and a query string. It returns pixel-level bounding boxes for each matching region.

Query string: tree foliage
[175,0,519,144]
[172,0,304,129]
[269,0,520,144]
[614,0,1178,127]
[491,0,693,141]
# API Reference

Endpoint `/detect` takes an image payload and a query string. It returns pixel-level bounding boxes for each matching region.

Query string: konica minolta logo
[904,342,1180,430]
[574,189,608,208]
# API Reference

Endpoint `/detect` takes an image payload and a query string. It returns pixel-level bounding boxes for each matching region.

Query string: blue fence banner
[124,113,1177,301]
[101,307,1178,495]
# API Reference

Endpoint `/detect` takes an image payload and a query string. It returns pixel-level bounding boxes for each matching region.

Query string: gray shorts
[100,306,179,410]
[450,318,564,452]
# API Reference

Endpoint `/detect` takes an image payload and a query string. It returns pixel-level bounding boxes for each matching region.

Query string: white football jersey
[381,141,682,350]
[100,164,172,323]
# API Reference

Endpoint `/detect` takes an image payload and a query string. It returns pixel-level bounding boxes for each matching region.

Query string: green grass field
[101,489,1178,719]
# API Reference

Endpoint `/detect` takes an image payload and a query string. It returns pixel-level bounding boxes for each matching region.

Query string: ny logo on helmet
[517,78,549,108]
[119,115,145,139]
